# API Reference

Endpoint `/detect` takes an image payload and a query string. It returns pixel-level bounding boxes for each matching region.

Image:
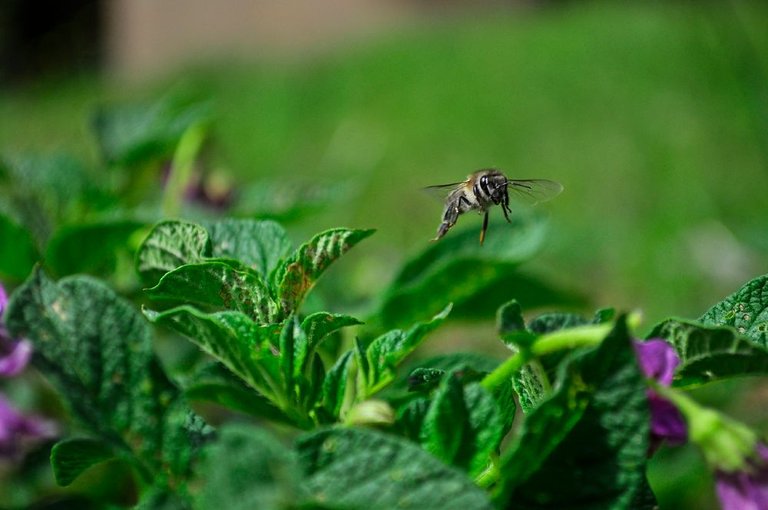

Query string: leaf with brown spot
[275,228,374,316]
[145,259,279,324]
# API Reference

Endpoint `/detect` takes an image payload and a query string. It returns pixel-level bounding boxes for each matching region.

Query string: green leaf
[511,310,598,413]
[497,299,536,348]
[205,219,292,279]
[395,397,431,441]
[297,427,494,510]
[490,377,517,435]
[184,363,292,424]
[498,317,652,509]
[46,219,146,277]
[50,438,115,486]
[275,228,375,316]
[146,307,284,406]
[420,373,466,465]
[401,352,502,376]
[0,212,38,280]
[279,316,300,398]
[420,373,505,478]
[649,318,768,387]
[450,272,584,322]
[0,153,93,242]
[406,367,446,392]
[365,304,452,395]
[528,312,590,334]
[304,352,326,412]
[377,212,549,329]
[145,260,278,324]
[4,269,203,485]
[233,178,358,221]
[195,424,303,510]
[320,350,355,420]
[512,360,553,414]
[299,312,361,371]
[91,94,210,167]
[392,353,511,435]
[699,273,768,347]
[136,220,211,285]
[354,337,370,390]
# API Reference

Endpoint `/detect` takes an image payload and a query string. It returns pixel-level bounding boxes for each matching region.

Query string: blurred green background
[1,1,767,508]
[3,1,766,327]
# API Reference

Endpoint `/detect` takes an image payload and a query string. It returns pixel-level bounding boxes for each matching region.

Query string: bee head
[482,170,508,203]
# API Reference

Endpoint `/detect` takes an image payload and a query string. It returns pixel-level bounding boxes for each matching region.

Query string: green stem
[481,323,612,390]
[474,453,501,489]
[363,375,394,399]
[480,349,530,390]
[530,323,612,357]
[162,122,207,217]
[651,381,756,471]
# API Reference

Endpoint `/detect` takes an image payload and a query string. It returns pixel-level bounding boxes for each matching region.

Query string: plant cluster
[1,95,767,510]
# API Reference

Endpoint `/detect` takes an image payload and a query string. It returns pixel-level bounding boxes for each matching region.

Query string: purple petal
[0,283,6,315]
[715,443,768,510]
[648,393,687,446]
[758,444,768,464]
[633,339,679,386]
[716,470,768,510]
[0,394,57,460]
[0,338,32,377]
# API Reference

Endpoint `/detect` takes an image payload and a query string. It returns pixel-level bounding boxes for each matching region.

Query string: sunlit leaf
[145,260,278,324]
[275,228,374,316]
[699,273,768,348]
[650,318,768,387]
[146,306,283,405]
[136,220,211,285]
[205,218,292,279]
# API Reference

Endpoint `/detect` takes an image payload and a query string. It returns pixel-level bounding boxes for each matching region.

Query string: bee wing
[422,180,467,201]
[505,179,563,205]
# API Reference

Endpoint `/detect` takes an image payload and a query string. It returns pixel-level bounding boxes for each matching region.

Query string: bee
[426,169,563,245]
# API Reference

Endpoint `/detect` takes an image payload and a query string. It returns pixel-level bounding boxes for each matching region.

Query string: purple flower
[633,339,688,449]
[161,165,233,211]
[0,394,57,461]
[0,284,32,377]
[715,443,768,510]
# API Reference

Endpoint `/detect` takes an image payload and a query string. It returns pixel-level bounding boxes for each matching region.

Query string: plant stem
[474,453,501,488]
[162,121,207,217]
[480,349,530,390]
[480,323,612,390]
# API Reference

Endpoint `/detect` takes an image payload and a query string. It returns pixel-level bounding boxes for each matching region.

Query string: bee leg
[433,206,459,241]
[501,201,512,223]
[479,210,489,245]
[502,189,512,223]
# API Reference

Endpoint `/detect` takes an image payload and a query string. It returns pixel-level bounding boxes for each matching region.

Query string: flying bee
[426,169,563,245]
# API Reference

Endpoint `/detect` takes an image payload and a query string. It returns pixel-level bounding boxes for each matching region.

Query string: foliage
[3,60,768,507]
[5,201,768,508]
